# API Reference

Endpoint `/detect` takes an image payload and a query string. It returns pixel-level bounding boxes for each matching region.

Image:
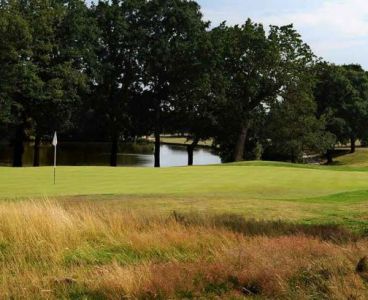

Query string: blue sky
[197,0,368,68]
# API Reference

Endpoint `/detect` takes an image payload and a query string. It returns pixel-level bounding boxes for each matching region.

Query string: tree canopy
[1,0,368,167]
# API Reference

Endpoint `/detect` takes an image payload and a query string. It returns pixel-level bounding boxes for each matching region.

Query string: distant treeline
[1,0,367,167]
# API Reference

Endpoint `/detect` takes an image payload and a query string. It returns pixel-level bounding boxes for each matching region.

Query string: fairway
[1,164,368,199]
[1,163,368,231]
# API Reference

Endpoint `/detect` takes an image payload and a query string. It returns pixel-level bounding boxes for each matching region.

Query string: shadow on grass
[171,212,361,243]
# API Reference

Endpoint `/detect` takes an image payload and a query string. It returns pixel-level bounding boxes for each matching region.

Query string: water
[0,142,221,167]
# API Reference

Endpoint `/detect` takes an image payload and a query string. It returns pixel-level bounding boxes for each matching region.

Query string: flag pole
[52,132,57,185]
[54,144,56,185]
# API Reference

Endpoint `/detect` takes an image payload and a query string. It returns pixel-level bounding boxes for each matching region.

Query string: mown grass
[1,163,368,199]
[0,200,367,299]
[2,156,368,230]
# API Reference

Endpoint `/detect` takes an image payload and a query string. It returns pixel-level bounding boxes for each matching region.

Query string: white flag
[52,132,58,146]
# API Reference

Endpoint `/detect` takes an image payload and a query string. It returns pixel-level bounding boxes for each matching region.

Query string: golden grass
[0,200,367,299]
[336,147,368,167]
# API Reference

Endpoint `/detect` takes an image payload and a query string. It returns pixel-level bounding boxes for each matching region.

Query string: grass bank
[334,147,368,167]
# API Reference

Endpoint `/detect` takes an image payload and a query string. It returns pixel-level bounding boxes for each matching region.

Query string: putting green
[0,164,368,200]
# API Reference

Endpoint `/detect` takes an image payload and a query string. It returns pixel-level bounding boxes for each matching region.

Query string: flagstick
[54,144,56,185]
[52,131,57,185]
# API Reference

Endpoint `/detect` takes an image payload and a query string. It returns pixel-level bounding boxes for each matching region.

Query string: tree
[266,79,335,163]
[222,20,278,162]
[171,27,223,166]
[93,0,144,167]
[139,0,207,167]
[213,21,315,162]
[0,6,30,127]
[2,0,93,167]
[0,2,32,167]
[314,63,368,158]
[341,65,368,153]
[29,0,95,166]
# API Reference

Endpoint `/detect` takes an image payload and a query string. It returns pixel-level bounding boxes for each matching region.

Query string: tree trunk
[154,102,161,168]
[33,134,41,167]
[326,149,333,164]
[350,136,356,154]
[233,125,249,162]
[110,134,118,167]
[12,124,25,167]
[187,137,200,166]
[154,130,160,168]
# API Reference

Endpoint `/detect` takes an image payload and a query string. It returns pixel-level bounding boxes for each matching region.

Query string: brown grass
[0,200,367,299]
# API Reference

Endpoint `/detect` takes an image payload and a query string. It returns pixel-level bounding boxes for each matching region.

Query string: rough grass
[335,148,368,167]
[0,200,367,299]
[170,212,360,243]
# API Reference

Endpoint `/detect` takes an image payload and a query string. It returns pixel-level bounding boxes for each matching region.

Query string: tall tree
[93,0,144,166]
[314,63,368,157]
[140,0,207,167]
[214,21,315,162]
[341,65,368,153]
[30,0,95,166]
[170,26,223,166]
[216,20,278,162]
[3,0,93,167]
[0,2,32,167]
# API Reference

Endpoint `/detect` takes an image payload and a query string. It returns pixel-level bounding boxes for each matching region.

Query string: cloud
[264,0,368,66]
[198,0,368,68]
[265,0,368,38]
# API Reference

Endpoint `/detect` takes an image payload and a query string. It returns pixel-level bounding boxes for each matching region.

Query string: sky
[197,0,368,68]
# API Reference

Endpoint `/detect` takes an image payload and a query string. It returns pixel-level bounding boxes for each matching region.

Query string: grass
[2,158,368,230]
[0,200,367,299]
[2,164,368,199]
[334,147,368,167]
[1,148,368,298]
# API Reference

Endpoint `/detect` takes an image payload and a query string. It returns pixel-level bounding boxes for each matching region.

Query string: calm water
[0,143,221,167]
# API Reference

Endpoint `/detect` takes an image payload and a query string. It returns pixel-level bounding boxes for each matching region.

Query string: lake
[0,142,221,167]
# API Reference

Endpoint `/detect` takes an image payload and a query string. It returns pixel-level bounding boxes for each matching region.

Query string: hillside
[335,147,368,167]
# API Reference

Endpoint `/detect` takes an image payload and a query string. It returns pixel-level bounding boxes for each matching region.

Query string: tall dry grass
[0,199,366,299]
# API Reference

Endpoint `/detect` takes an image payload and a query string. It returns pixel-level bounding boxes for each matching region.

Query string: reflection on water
[0,143,221,167]
[155,144,221,167]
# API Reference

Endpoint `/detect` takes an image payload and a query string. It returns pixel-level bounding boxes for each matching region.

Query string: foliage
[213,21,316,162]
[92,0,145,166]
[266,79,335,162]
[0,0,95,166]
[137,0,208,167]
[314,63,368,155]
[0,0,367,167]
[0,5,31,126]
